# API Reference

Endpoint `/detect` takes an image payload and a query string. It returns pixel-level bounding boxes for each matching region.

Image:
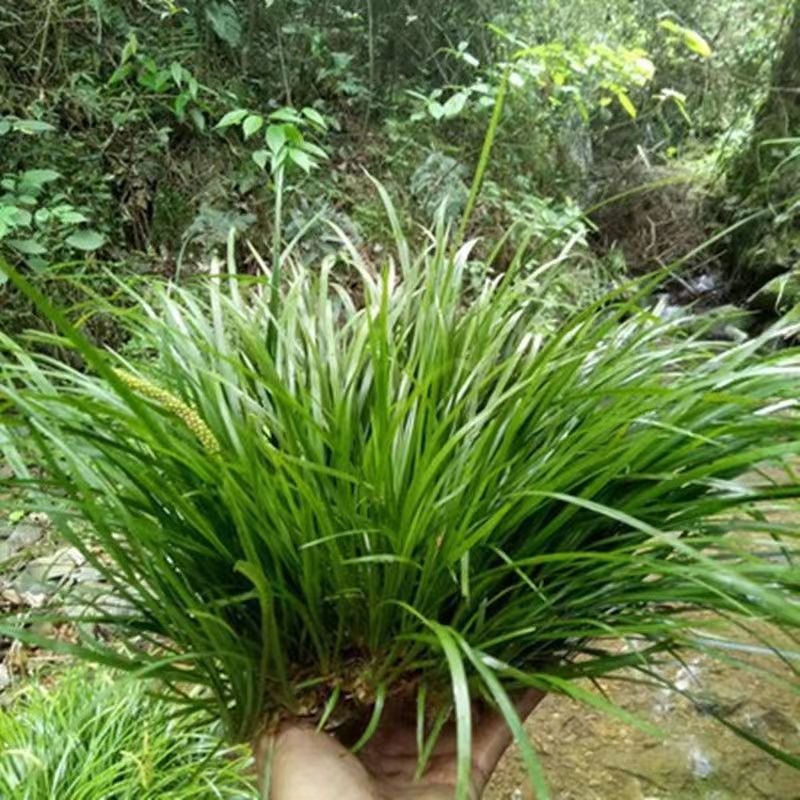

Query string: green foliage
[510,38,656,121]
[0,668,256,799]
[2,202,800,795]
[108,33,211,133]
[410,153,469,222]
[216,105,328,174]
[658,19,713,60]
[0,125,106,276]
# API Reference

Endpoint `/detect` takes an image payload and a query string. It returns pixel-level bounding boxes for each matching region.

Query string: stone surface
[0,523,44,561]
[23,547,86,582]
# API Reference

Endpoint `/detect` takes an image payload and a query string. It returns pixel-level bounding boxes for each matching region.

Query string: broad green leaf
[301,107,327,130]
[300,141,328,160]
[242,114,263,140]
[108,63,134,86]
[0,206,21,226]
[7,237,47,255]
[283,123,303,145]
[54,209,89,225]
[12,119,55,134]
[205,1,242,47]
[428,100,445,121]
[27,255,49,272]
[21,169,61,188]
[65,229,106,251]
[174,92,191,117]
[120,32,138,64]
[13,208,32,226]
[170,61,184,87]
[269,108,303,124]
[442,92,469,118]
[252,149,268,169]
[265,124,287,154]
[215,109,248,129]
[660,20,712,59]
[288,148,314,173]
[189,108,206,132]
[683,29,712,59]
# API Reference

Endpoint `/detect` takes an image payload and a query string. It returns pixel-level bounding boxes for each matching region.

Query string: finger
[256,724,379,800]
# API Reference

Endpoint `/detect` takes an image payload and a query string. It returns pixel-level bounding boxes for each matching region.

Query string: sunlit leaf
[616,91,637,118]
[242,114,264,140]
[65,229,106,251]
[215,109,249,129]
[265,125,287,155]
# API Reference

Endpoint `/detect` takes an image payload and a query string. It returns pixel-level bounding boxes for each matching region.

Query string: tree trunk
[733,2,800,191]
[728,2,800,289]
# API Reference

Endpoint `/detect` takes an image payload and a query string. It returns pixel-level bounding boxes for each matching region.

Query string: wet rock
[688,743,714,779]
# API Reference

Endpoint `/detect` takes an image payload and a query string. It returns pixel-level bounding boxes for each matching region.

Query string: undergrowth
[1,197,800,797]
[0,667,256,799]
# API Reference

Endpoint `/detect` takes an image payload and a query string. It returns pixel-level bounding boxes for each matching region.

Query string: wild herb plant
[1,202,800,798]
[0,667,256,799]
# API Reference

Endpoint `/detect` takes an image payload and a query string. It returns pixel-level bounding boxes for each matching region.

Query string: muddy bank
[487,631,799,800]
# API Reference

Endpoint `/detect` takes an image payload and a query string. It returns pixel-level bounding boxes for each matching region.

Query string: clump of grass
[0,667,256,799]
[1,204,799,797]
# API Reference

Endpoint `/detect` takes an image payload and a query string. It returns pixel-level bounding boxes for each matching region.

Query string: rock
[749,269,800,313]
[0,523,44,561]
[23,546,85,582]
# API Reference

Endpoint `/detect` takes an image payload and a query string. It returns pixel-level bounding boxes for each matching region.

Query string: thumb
[254,724,378,800]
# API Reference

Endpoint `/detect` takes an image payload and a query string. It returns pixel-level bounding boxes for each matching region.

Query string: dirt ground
[486,634,800,800]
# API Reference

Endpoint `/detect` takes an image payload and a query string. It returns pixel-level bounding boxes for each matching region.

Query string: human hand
[255,689,544,800]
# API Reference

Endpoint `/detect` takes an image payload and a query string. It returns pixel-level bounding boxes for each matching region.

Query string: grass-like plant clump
[0,668,256,799]
[1,204,799,797]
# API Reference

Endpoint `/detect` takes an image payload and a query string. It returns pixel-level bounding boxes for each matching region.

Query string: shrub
[1,203,800,797]
[0,667,256,799]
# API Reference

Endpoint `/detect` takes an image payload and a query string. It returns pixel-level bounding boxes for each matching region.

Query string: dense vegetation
[0,667,254,798]
[1,2,799,798]
[2,0,797,326]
